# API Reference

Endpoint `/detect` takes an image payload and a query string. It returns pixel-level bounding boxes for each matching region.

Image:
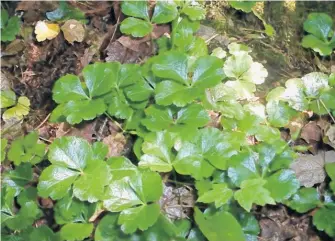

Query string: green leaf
[73,160,111,202]
[303,13,333,42]
[121,1,149,21]
[282,78,309,111]
[229,1,256,13]
[38,165,79,200]
[151,1,178,24]
[1,9,9,29]
[51,71,107,124]
[326,163,335,193]
[3,187,42,231]
[83,62,121,97]
[152,51,188,84]
[38,137,111,201]
[153,52,224,106]
[285,187,320,213]
[104,171,162,233]
[46,1,86,22]
[181,3,206,21]
[301,72,329,97]
[1,138,8,162]
[104,170,162,211]
[141,103,209,132]
[302,13,334,56]
[266,100,297,127]
[313,205,335,237]
[139,131,175,172]
[1,12,20,42]
[2,96,30,121]
[175,128,237,174]
[228,151,259,187]
[194,208,245,241]
[118,203,161,234]
[197,183,233,208]
[264,169,300,202]
[224,81,256,100]
[59,223,94,241]
[234,178,275,211]
[302,34,333,56]
[29,225,59,241]
[120,17,153,38]
[2,163,33,196]
[8,132,46,165]
[108,157,138,181]
[223,51,267,85]
[95,213,134,241]
[0,90,16,108]
[54,193,91,224]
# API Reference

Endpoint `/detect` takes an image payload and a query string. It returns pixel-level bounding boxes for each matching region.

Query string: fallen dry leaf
[35,21,60,42]
[300,121,322,143]
[159,185,195,220]
[3,39,25,56]
[325,125,335,149]
[102,133,126,157]
[291,151,335,187]
[55,122,95,143]
[61,19,85,44]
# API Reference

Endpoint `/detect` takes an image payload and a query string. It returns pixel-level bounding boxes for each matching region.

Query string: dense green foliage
[1,1,335,241]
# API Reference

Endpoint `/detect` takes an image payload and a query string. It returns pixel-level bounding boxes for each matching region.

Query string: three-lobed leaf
[38,136,111,202]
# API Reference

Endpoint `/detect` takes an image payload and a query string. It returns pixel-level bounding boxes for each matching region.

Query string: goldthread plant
[1,1,335,241]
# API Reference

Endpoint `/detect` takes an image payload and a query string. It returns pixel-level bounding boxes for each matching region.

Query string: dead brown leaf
[325,125,335,149]
[102,133,126,157]
[3,39,25,56]
[290,151,335,187]
[300,121,322,144]
[55,122,95,143]
[68,1,112,16]
[159,185,195,220]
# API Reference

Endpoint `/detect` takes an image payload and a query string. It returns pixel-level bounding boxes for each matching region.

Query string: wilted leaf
[300,121,322,143]
[61,19,85,44]
[290,153,326,187]
[35,21,60,42]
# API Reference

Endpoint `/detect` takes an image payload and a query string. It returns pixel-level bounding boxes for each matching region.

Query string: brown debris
[55,122,96,143]
[102,133,127,158]
[300,121,322,144]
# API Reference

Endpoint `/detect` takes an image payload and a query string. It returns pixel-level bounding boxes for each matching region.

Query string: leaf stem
[319,99,335,123]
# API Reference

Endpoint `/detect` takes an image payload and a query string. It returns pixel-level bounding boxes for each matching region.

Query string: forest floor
[1,1,335,240]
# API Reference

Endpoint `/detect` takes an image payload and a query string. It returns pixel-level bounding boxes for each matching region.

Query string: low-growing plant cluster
[1,1,335,241]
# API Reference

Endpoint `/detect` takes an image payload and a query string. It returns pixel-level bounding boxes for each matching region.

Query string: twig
[205,33,219,44]
[38,136,52,143]
[167,179,194,186]
[34,113,51,130]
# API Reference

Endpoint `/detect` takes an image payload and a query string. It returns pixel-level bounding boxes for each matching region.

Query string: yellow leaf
[3,96,30,120]
[35,21,60,42]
